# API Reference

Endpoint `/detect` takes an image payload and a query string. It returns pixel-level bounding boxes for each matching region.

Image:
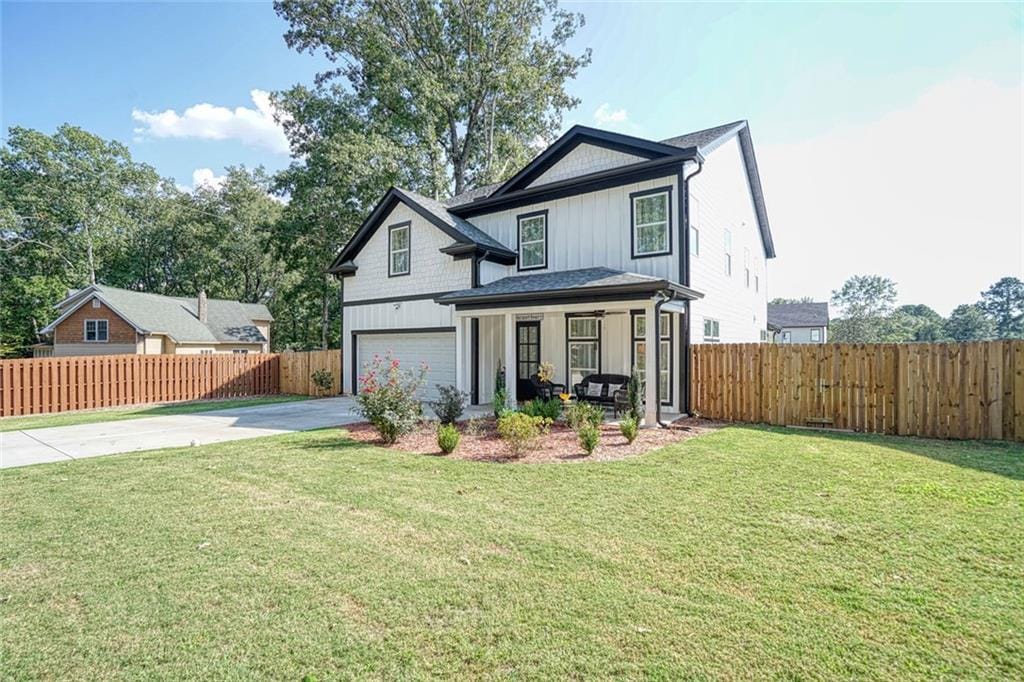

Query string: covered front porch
[435,268,703,427]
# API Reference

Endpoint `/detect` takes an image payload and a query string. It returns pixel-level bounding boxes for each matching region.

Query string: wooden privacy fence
[279,349,342,396]
[692,341,1024,441]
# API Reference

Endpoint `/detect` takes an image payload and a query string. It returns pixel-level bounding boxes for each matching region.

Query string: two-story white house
[329,121,775,426]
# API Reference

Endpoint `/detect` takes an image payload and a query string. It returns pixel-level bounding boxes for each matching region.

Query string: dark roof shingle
[767,302,830,328]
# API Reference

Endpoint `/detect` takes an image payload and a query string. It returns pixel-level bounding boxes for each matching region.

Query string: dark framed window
[517,210,547,271]
[630,186,673,258]
[565,315,600,386]
[631,311,672,405]
[84,319,108,342]
[388,222,411,277]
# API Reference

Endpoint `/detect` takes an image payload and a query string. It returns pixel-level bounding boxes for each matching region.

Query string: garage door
[356,331,455,401]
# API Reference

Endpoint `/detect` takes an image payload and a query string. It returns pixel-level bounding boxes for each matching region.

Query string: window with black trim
[84,319,108,342]
[632,189,671,257]
[689,195,700,257]
[632,312,672,404]
[567,316,600,386]
[388,223,410,276]
[703,318,720,343]
[517,211,547,270]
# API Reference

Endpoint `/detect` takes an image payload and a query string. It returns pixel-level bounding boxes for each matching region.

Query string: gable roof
[41,285,271,344]
[488,125,699,198]
[328,186,516,274]
[767,302,830,328]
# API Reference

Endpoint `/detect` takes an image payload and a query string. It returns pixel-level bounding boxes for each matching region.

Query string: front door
[516,320,541,400]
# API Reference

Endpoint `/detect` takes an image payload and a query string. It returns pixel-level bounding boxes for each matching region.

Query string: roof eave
[435,280,702,307]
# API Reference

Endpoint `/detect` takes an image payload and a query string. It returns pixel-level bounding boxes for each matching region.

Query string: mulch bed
[343,416,722,463]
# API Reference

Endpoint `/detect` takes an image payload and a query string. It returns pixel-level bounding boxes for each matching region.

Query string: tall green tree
[978,276,1024,339]
[828,275,898,343]
[881,304,948,342]
[274,0,591,196]
[944,304,996,341]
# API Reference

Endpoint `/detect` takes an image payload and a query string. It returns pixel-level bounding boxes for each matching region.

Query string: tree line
[0,1,590,357]
[774,274,1024,343]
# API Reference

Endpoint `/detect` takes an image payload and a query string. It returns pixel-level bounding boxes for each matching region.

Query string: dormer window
[388,222,410,277]
[631,187,672,258]
[517,210,547,270]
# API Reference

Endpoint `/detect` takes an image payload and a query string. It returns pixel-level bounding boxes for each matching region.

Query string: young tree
[829,275,898,343]
[769,296,815,304]
[978,276,1024,339]
[884,304,948,342]
[944,304,996,341]
[274,0,591,196]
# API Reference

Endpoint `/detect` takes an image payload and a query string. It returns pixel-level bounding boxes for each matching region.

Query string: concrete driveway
[0,397,362,469]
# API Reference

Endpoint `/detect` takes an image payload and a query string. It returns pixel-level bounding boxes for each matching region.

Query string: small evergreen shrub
[578,423,600,455]
[430,384,467,424]
[565,401,604,432]
[496,412,551,458]
[493,365,509,418]
[354,353,427,444]
[619,416,639,444]
[437,423,460,454]
[310,368,335,396]
[521,397,562,421]
[627,369,644,423]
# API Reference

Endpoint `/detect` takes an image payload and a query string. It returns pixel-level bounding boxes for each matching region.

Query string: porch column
[644,299,658,427]
[454,315,465,394]
[503,312,517,406]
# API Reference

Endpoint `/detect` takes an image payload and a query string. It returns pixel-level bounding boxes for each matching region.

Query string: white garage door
[356,331,455,402]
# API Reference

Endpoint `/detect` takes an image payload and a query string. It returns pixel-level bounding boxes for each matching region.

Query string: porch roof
[435,267,703,308]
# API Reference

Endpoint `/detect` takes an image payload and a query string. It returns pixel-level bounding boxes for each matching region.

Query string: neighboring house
[330,120,775,423]
[35,284,272,357]
[767,302,829,343]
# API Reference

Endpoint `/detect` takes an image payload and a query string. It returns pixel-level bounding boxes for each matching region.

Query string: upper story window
[755,274,760,292]
[84,319,108,342]
[810,329,822,342]
[388,222,411,277]
[517,211,547,271]
[631,187,672,258]
[744,247,751,287]
[724,229,733,276]
[689,195,700,257]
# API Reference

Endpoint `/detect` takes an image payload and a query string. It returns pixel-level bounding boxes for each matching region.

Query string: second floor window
[724,229,733,276]
[689,195,700,257]
[632,188,671,257]
[84,319,108,342]
[388,222,410,276]
[744,248,751,287]
[517,211,547,270]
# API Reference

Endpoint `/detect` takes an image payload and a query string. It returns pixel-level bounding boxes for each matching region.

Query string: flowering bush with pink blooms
[354,352,428,444]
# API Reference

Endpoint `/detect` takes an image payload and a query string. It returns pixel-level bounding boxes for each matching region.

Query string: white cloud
[593,103,628,126]
[132,89,290,154]
[191,168,226,191]
[758,77,1023,316]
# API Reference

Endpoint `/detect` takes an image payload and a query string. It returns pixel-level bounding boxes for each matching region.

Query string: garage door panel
[356,332,455,401]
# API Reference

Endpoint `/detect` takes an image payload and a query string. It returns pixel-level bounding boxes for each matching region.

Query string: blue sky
[3,1,1022,314]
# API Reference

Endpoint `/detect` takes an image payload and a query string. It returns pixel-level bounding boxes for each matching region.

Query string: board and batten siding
[469,174,681,283]
[688,136,768,344]
[343,201,472,302]
[526,143,647,188]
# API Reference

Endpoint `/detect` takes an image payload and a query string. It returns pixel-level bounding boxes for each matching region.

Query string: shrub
[353,352,427,444]
[310,368,335,396]
[496,412,551,458]
[430,384,467,424]
[626,369,644,423]
[437,423,460,454]
[578,423,600,455]
[521,397,563,421]
[619,416,639,444]
[565,401,604,432]
[493,364,509,418]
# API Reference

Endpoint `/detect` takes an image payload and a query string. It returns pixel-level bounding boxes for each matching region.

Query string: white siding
[527,143,647,188]
[468,175,681,282]
[344,202,471,301]
[688,137,769,344]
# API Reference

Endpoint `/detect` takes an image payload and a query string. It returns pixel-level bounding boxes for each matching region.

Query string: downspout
[679,159,704,416]
[654,289,678,428]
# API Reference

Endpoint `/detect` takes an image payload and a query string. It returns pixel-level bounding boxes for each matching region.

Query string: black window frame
[629,186,673,259]
[516,209,548,272]
[387,221,411,278]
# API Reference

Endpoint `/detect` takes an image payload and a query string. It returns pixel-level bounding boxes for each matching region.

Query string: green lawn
[0,394,310,432]
[1,427,1021,679]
